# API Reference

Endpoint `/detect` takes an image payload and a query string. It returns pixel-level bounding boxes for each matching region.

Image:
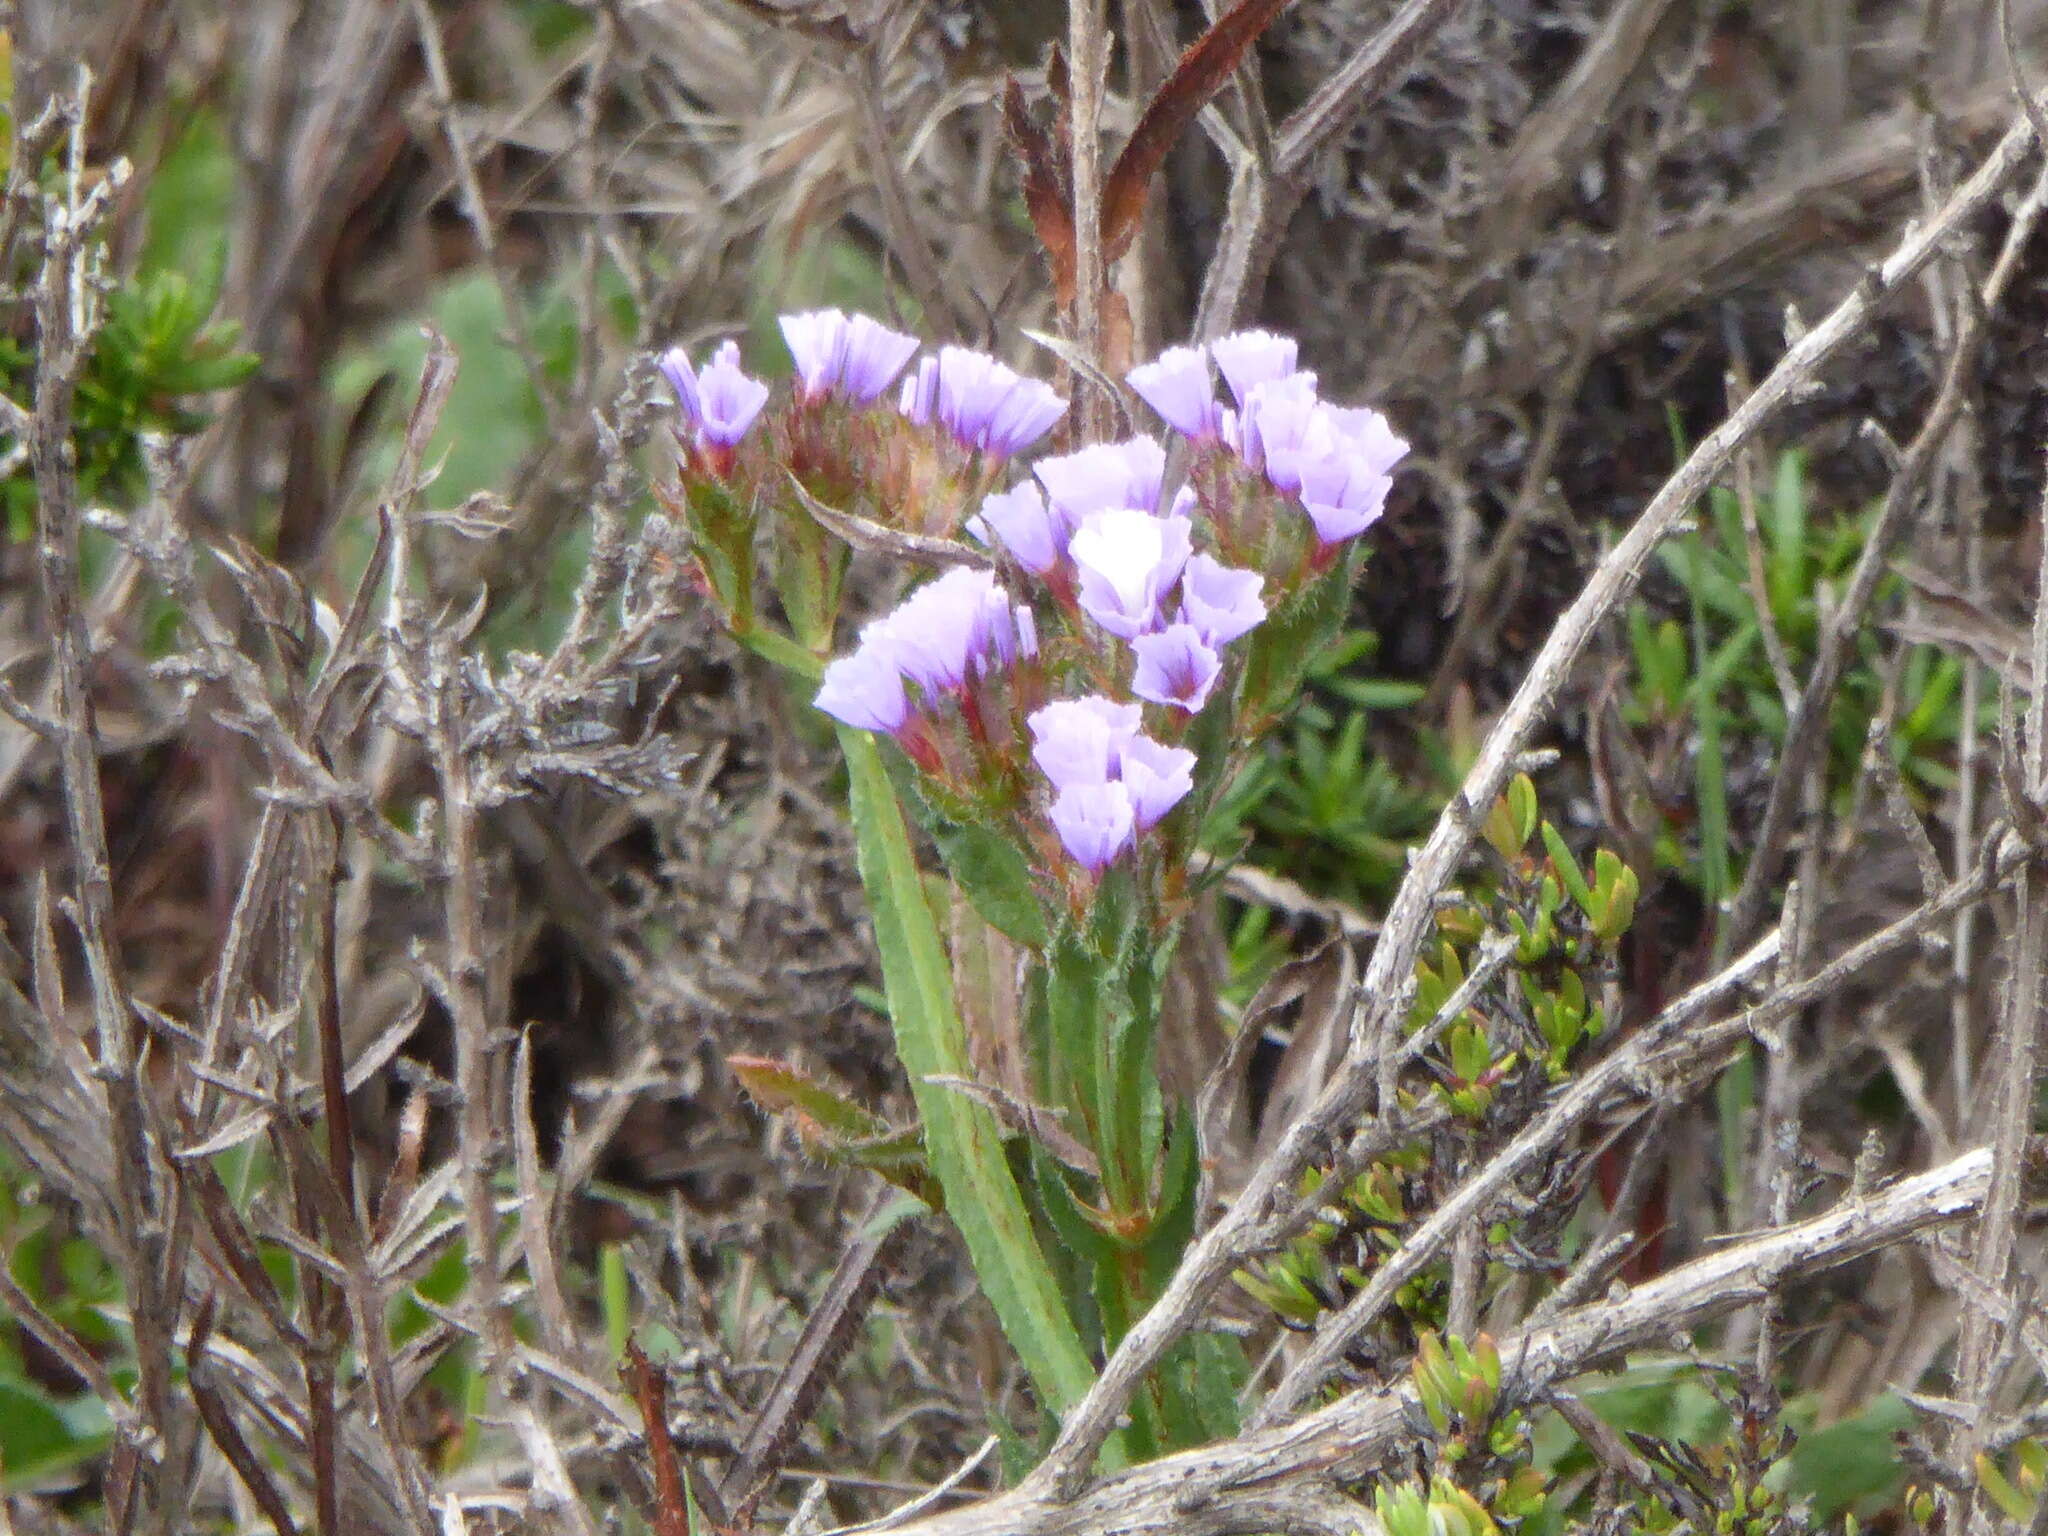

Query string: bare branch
[855,1149,1994,1536]
[1039,96,2048,1492]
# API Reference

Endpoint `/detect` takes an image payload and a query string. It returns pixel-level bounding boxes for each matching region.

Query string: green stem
[838,728,1117,1459]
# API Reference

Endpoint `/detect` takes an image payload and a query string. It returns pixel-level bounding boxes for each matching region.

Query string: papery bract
[899,356,939,424]
[1178,553,1266,645]
[908,346,1067,458]
[969,482,1070,574]
[1130,623,1222,712]
[779,308,920,403]
[780,310,846,400]
[1028,696,1143,791]
[690,340,772,447]
[1034,437,1167,520]
[1068,507,1193,639]
[658,347,702,423]
[840,314,923,401]
[980,376,1069,459]
[1327,405,1411,477]
[1013,603,1040,662]
[814,642,908,734]
[1048,781,1136,872]
[1118,735,1196,830]
[866,567,1010,695]
[1227,372,1323,493]
[971,583,1039,672]
[1211,330,1300,407]
[1127,346,1220,439]
[1297,451,1395,546]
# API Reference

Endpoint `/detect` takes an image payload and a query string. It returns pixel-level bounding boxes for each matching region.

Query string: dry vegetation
[6,0,2048,1531]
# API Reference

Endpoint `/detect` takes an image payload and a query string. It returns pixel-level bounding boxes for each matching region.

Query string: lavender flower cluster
[656,310,1407,878]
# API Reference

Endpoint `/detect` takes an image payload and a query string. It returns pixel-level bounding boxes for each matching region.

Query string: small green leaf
[0,1375,110,1489]
[1539,822,1595,915]
[729,1054,891,1142]
[932,822,1049,948]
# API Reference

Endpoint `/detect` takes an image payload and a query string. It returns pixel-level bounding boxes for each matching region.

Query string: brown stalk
[1097,0,1293,268]
[1067,0,1109,432]
[187,1296,303,1536]
[721,1205,908,1524]
[625,1337,724,1536]
[24,73,180,1501]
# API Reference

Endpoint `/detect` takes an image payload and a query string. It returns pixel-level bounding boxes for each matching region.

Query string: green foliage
[1217,629,1440,907]
[1976,1437,2048,1525]
[1,101,257,542]
[2,267,257,540]
[0,1157,117,1490]
[1371,1334,1548,1534]
[1239,775,1636,1326]
[838,726,1112,1447]
[1619,447,1966,912]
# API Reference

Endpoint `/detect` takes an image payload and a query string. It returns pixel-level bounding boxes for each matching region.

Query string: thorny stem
[1068,0,1109,433]
[434,628,510,1395]
[1957,438,2048,1485]
[25,80,179,1501]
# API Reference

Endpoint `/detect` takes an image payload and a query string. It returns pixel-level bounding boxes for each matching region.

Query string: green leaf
[932,822,1049,949]
[1538,822,1595,915]
[1325,676,1426,711]
[600,1243,630,1361]
[733,1023,940,1205]
[0,1375,110,1490]
[728,1054,892,1143]
[838,728,1114,1455]
[1770,448,1809,623]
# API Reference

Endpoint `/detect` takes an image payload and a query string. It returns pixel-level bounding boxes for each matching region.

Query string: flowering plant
[658,310,1406,1454]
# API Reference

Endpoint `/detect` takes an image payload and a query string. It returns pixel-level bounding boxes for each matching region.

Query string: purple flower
[658,348,702,421]
[1327,405,1410,477]
[662,340,771,449]
[1048,781,1135,872]
[972,584,1039,673]
[1034,437,1167,521]
[968,482,1071,574]
[907,346,1067,458]
[1127,346,1221,439]
[779,309,920,403]
[779,310,846,399]
[814,642,908,734]
[1068,507,1193,639]
[1211,331,1300,407]
[1297,451,1395,546]
[840,314,922,401]
[978,380,1068,460]
[1013,603,1040,662]
[1130,624,1223,712]
[866,567,1011,696]
[1028,696,1144,790]
[1226,372,1323,493]
[1289,408,1407,546]
[1118,735,1195,830]
[1178,553,1265,645]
